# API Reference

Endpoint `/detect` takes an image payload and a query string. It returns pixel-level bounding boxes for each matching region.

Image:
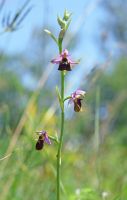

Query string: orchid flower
[51,49,79,71]
[68,89,86,112]
[36,130,51,150]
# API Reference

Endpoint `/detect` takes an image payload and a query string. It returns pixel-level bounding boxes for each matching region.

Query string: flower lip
[36,138,44,150]
[74,98,82,112]
[58,57,71,71]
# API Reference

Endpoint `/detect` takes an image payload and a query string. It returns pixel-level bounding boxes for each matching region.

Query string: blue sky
[0,0,104,57]
[0,0,111,90]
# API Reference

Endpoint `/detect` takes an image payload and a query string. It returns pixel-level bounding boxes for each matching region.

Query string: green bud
[44,29,51,35]
[57,15,66,29]
[63,10,72,21]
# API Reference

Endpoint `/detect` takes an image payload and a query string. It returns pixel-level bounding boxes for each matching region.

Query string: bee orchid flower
[36,130,51,150]
[51,49,79,71]
[68,89,86,112]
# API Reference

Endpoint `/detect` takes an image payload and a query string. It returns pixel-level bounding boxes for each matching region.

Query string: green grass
[0,132,127,200]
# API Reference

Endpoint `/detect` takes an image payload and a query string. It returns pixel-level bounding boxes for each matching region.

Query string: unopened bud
[63,10,72,21]
[57,15,66,29]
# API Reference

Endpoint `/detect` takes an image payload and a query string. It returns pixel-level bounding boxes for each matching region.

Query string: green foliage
[0,131,127,199]
[0,34,127,199]
[69,188,101,200]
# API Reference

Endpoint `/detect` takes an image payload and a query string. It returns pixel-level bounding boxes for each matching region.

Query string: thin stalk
[94,86,100,152]
[94,86,102,194]
[56,43,65,200]
[64,96,71,102]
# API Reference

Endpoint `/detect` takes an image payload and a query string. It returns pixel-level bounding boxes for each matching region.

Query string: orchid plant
[35,10,86,200]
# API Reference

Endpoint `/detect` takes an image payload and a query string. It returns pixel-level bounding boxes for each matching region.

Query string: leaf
[66,19,71,31]
[44,29,58,44]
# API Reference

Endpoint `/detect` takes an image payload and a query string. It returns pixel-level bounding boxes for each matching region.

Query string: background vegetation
[0,0,127,199]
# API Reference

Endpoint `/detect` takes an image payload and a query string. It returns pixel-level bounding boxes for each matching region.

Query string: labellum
[36,136,44,150]
[58,58,71,71]
[74,99,82,112]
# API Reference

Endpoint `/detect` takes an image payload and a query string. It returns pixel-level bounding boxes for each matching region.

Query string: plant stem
[57,43,65,200]
[64,96,71,102]
[94,86,100,152]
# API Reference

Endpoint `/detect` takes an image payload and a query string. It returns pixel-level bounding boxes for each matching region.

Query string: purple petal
[61,49,69,57]
[38,130,46,136]
[75,89,86,96]
[68,98,74,105]
[51,56,62,64]
[67,57,79,65]
[71,92,76,99]
[70,89,86,100]
[44,134,51,145]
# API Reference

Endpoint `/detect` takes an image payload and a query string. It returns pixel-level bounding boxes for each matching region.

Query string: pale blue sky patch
[0,0,112,89]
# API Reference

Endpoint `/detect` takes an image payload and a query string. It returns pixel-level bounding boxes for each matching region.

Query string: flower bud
[57,15,66,29]
[63,10,72,21]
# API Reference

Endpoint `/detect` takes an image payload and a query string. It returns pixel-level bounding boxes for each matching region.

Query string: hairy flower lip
[51,49,79,71]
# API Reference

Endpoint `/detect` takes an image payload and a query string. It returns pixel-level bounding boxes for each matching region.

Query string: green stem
[57,42,65,200]
[94,86,100,152]
[64,96,71,102]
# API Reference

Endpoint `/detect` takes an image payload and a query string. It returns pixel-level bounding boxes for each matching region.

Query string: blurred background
[0,0,127,199]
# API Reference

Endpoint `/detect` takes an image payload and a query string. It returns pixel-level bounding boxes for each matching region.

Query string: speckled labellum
[35,130,51,151]
[74,99,82,112]
[36,136,44,150]
[58,57,71,71]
